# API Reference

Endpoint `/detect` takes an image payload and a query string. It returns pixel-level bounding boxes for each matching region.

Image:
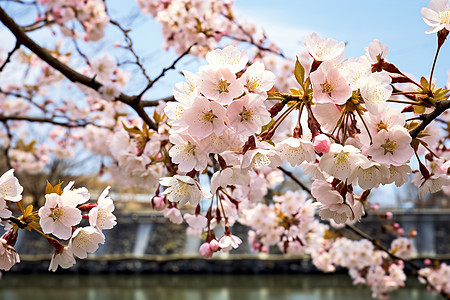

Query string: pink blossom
[39,192,83,240]
[184,96,227,139]
[0,238,19,271]
[421,0,450,33]
[238,61,276,96]
[218,234,242,252]
[226,93,271,136]
[163,207,183,224]
[0,169,23,202]
[88,186,117,230]
[184,213,207,230]
[310,61,352,105]
[49,246,75,272]
[70,226,105,259]
[368,126,414,166]
[275,137,316,167]
[365,39,389,63]
[199,67,243,105]
[304,32,345,62]
[205,45,248,73]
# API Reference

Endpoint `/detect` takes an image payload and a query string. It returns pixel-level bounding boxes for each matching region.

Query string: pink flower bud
[199,242,213,258]
[424,259,431,265]
[313,134,331,154]
[410,230,417,237]
[371,204,379,211]
[261,246,269,253]
[393,222,400,229]
[397,228,404,236]
[386,211,393,219]
[209,239,219,252]
[151,196,165,211]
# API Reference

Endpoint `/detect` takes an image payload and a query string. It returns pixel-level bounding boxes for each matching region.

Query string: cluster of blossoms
[0,169,117,272]
[312,238,409,299]
[137,0,275,56]
[40,182,117,271]
[0,170,23,271]
[242,191,321,254]
[419,262,450,295]
[38,0,109,41]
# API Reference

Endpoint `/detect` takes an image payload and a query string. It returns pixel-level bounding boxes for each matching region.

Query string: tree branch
[410,100,450,139]
[137,43,197,99]
[0,40,20,72]
[0,114,106,128]
[141,95,175,107]
[0,7,157,130]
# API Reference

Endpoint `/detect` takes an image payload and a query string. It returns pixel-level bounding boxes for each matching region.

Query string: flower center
[203,110,216,123]
[239,106,252,121]
[218,79,231,94]
[320,81,334,95]
[252,152,271,168]
[334,151,349,164]
[376,121,388,132]
[439,7,450,24]
[246,77,261,92]
[50,207,63,221]
[381,138,397,155]
[183,142,196,156]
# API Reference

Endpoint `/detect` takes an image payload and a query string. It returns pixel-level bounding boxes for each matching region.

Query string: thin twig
[137,43,197,99]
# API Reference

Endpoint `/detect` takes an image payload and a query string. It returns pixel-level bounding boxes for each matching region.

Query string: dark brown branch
[410,100,450,139]
[141,95,175,107]
[0,120,13,169]
[138,43,197,99]
[0,115,102,128]
[0,7,157,130]
[0,41,20,72]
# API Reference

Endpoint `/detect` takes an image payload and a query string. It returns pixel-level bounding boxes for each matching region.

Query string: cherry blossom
[0,237,20,271]
[38,191,83,240]
[367,127,414,166]
[184,96,227,139]
[421,0,450,33]
[0,169,23,202]
[88,186,117,230]
[159,175,211,207]
[49,246,75,272]
[304,32,345,62]
[311,61,352,105]
[226,93,271,136]
[70,226,105,259]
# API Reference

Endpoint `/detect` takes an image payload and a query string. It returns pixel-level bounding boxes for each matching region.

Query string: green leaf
[294,57,305,88]
[420,77,429,90]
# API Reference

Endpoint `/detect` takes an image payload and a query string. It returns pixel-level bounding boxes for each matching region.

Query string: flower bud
[386,211,393,219]
[313,134,331,154]
[209,239,220,252]
[151,196,165,211]
[199,242,213,258]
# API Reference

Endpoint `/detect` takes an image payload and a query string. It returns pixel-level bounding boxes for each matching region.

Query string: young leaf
[294,57,305,88]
